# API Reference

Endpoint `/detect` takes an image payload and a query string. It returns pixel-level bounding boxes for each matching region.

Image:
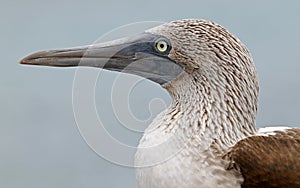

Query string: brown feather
[225,128,300,188]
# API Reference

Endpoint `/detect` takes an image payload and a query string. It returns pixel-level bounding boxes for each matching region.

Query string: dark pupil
[159,43,165,49]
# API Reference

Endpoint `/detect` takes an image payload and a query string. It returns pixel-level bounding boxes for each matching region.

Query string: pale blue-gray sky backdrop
[1,0,300,187]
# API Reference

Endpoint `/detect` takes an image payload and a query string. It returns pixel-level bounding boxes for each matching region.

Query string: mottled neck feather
[163,70,257,153]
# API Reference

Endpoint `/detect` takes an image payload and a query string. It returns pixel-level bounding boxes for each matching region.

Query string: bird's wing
[224,128,300,188]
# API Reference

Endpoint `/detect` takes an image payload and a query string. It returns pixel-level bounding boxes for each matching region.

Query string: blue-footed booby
[20,19,300,188]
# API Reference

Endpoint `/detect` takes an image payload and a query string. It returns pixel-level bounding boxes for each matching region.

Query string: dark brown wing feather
[225,128,300,188]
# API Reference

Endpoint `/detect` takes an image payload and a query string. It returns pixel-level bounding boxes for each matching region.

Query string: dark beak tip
[19,49,53,65]
[19,57,28,64]
[19,56,29,65]
[19,51,39,65]
[19,56,35,65]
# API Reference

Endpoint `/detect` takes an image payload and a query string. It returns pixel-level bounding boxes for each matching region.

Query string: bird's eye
[155,40,168,53]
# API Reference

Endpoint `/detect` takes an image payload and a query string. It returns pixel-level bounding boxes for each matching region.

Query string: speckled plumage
[135,19,300,188]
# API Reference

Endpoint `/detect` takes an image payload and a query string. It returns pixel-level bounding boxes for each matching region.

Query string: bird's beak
[20,33,183,85]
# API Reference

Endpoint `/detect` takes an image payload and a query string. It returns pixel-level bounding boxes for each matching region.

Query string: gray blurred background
[1,0,300,187]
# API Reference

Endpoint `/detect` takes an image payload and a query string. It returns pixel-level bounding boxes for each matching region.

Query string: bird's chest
[134,125,242,188]
[135,149,220,188]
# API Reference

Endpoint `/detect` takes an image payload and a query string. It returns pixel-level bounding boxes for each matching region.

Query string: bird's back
[225,128,300,188]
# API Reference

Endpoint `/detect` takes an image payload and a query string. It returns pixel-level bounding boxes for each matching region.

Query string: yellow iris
[156,40,168,53]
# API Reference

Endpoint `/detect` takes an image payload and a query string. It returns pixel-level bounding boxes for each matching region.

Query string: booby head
[20,19,259,135]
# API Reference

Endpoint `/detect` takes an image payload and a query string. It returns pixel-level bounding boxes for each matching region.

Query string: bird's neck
[163,71,257,153]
